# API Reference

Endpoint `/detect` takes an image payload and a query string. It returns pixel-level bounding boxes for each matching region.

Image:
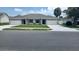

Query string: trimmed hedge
[65,21,72,26]
[77,21,79,25]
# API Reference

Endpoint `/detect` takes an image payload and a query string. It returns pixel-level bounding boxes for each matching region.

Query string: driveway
[48,25,79,32]
[0,31,79,51]
[0,25,17,31]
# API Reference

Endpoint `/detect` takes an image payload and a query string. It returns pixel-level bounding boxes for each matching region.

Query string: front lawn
[4,24,51,31]
[0,23,9,25]
[15,24,49,28]
[61,23,79,30]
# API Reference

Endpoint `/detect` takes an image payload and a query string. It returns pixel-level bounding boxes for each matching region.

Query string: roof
[0,12,8,18]
[9,14,57,20]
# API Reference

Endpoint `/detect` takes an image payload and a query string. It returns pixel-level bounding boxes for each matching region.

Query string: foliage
[65,21,72,26]
[66,7,79,18]
[54,7,61,17]
[76,21,79,25]
[54,7,61,24]
[64,7,79,25]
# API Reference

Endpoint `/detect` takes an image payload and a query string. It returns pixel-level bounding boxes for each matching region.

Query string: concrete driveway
[0,30,79,51]
[0,25,17,31]
[48,25,79,32]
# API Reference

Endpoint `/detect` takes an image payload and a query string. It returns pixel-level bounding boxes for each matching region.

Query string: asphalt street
[0,30,79,51]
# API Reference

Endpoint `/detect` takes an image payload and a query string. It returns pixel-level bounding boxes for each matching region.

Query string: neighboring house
[63,17,73,23]
[0,13,9,24]
[9,14,58,25]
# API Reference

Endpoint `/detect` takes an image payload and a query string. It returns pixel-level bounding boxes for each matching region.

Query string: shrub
[76,21,79,25]
[65,21,72,26]
[0,23,9,25]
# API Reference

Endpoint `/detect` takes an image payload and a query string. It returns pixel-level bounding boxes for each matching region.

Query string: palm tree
[54,7,61,24]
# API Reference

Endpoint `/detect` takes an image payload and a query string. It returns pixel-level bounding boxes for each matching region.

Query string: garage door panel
[47,20,57,25]
[10,20,21,25]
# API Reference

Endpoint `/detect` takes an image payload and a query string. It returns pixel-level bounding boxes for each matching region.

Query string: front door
[22,19,26,24]
[42,19,46,24]
[35,19,40,24]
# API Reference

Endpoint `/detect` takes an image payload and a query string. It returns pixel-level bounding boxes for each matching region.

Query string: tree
[54,7,61,24]
[63,10,67,13]
[64,7,79,25]
[59,16,63,18]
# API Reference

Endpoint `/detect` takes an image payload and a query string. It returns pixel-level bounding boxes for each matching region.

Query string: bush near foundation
[65,21,72,26]
[0,23,9,25]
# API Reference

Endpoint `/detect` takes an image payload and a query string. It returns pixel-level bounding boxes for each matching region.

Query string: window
[29,19,33,23]
[42,19,46,24]
[22,19,26,24]
[35,19,40,23]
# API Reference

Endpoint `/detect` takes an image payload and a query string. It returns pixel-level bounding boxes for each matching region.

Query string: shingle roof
[0,12,8,18]
[9,14,57,20]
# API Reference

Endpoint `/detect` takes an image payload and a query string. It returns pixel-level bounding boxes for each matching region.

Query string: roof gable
[9,13,57,20]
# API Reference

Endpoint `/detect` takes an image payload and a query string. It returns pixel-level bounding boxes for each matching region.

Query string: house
[0,13,9,24]
[9,14,58,25]
[0,13,69,25]
[0,13,72,25]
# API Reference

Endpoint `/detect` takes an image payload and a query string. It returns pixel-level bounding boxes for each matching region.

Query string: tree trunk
[73,17,77,26]
[56,16,60,25]
[56,17,59,24]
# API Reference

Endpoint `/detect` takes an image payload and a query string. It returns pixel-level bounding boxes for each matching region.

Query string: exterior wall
[9,19,58,25]
[63,19,72,23]
[58,19,64,24]
[25,19,28,24]
[59,20,63,24]
[0,15,9,23]
[10,20,21,25]
[46,19,57,25]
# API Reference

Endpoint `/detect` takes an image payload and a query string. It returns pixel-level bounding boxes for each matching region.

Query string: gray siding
[10,20,21,25]
[46,19,57,25]
[0,14,9,23]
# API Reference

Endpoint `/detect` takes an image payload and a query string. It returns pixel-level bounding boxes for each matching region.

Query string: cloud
[60,7,67,11]
[47,7,54,11]
[14,8,23,12]
[60,7,67,17]
[21,8,53,16]
[20,7,67,17]
[21,8,48,15]
[47,7,68,17]
[21,10,36,15]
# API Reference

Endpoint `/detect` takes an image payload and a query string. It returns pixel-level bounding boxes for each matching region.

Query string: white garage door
[46,20,57,25]
[10,20,21,25]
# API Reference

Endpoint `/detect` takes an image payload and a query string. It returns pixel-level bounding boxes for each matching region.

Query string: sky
[0,7,67,16]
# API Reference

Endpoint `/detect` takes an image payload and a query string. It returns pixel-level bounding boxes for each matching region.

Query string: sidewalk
[0,25,16,31]
[47,25,79,32]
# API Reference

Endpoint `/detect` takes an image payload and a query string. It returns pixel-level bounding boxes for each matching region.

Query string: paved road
[0,30,79,51]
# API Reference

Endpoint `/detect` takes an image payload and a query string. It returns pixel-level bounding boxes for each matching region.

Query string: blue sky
[0,7,67,16]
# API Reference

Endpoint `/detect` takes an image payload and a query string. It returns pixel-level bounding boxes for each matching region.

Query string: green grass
[15,24,49,28]
[4,24,51,31]
[4,28,51,31]
[0,23,9,25]
[61,23,79,28]
[77,29,79,30]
